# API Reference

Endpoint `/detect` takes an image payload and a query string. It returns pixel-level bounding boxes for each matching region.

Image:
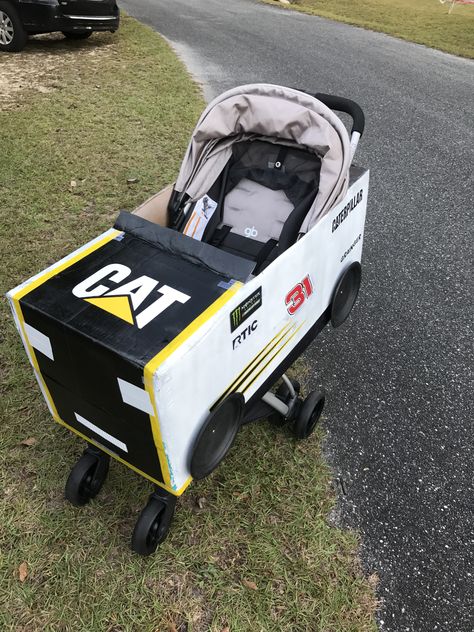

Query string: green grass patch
[264,0,474,58]
[0,17,377,631]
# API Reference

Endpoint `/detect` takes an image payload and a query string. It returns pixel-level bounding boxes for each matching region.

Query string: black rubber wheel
[131,498,169,556]
[293,391,325,440]
[190,393,244,479]
[64,452,109,506]
[331,262,362,328]
[62,30,93,40]
[0,1,27,53]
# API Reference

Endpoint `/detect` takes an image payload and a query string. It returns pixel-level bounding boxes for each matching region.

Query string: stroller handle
[313,93,365,137]
[296,89,365,158]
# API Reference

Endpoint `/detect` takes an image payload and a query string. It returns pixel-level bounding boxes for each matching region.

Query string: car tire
[189,393,244,480]
[0,2,27,53]
[62,30,93,40]
[330,261,362,328]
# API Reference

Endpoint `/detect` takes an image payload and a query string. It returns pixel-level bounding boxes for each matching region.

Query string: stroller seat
[178,140,321,272]
[168,84,357,277]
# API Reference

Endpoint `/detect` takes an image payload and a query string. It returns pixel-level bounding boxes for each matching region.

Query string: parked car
[0,0,119,52]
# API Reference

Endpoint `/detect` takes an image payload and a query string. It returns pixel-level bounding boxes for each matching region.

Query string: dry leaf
[18,562,28,582]
[20,437,37,447]
[242,579,258,590]
[167,624,178,632]
[233,491,249,501]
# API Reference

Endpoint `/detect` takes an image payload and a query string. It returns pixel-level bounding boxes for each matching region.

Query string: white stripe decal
[74,412,128,452]
[24,323,54,361]
[117,378,154,415]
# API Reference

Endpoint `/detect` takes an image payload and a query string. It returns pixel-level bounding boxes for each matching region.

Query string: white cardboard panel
[154,171,369,490]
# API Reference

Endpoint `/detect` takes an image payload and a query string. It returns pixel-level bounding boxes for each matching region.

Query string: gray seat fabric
[180,139,321,259]
[218,179,294,243]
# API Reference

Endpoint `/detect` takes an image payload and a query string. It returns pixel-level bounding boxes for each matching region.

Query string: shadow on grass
[23,31,115,56]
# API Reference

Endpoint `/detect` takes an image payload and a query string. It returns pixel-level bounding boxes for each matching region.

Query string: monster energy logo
[230,287,262,332]
[231,306,242,329]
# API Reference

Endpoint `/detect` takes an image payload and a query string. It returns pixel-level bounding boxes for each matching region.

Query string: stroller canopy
[175,84,352,232]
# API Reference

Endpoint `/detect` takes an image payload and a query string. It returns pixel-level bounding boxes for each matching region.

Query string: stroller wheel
[65,448,110,506]
[331,262,362,328]
[131,492,175,556]
[293,390,325,440]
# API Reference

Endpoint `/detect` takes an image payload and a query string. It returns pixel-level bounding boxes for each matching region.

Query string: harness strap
[201,160,232,243]
[273,146,289,170]
[210,224,232,247]
[254,238,278,274]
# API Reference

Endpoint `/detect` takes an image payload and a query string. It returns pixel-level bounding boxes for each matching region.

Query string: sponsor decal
[232,319,258,350]
[332,189,363,233]
[72,263,190,329]
[230,287,262,332]
[285,275,313,315]
[340,234,362,263]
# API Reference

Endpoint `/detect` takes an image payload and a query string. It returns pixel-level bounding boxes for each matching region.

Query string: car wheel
[0,2,27,53]
[62,30,93,40]
[330,262,362,328]
[190,393,244,480]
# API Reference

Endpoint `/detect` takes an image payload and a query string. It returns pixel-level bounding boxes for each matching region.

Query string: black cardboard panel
[45,375,164,483]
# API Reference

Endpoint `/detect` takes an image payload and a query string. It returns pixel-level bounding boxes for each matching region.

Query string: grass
[0,17,377,632]
[264,0,474,58]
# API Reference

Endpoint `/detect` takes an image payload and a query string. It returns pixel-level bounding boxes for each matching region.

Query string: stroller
[7,84,368,555]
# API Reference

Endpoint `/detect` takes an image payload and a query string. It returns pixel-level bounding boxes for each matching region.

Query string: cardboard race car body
[7,84,369,555]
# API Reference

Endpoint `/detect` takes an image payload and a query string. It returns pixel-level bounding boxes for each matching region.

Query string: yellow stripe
[214,322,293,407]
[11,300,60,419]
[11,229,121,301]
[240,322,305,393]
[143,280,243,490]
[9,230,121,421]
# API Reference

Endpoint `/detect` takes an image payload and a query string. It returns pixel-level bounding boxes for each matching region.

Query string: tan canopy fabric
[175,84,351,231]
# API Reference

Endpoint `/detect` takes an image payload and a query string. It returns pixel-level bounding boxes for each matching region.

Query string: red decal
[302,275,313,298]
[285,275,314,315]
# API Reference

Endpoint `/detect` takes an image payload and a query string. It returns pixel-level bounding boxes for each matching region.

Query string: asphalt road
[119,1,474,630]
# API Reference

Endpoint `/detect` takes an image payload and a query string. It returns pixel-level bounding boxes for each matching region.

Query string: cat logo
[72,263,190,329]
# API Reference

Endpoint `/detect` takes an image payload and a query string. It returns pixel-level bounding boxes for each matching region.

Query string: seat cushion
[222,179,294,244]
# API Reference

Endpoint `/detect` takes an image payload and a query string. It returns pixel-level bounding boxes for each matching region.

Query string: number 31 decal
[285,275,314,315]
